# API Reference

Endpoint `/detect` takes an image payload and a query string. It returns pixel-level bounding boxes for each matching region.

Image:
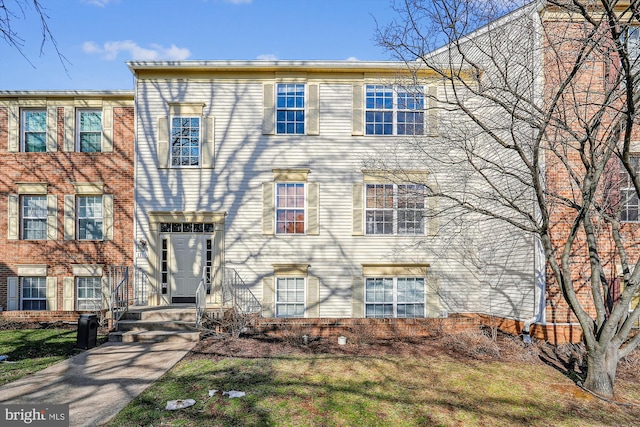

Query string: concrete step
[121,307,197,322]
[116,320,196,332]
[109,330,201,344]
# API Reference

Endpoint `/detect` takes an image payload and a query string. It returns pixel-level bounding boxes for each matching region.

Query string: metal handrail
[110,266,129,330]
[195,265,211,328]
[223,267,262,315]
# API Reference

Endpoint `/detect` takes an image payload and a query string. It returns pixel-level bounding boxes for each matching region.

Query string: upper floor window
[365,85,424,135]
[77,109,102,152]
[77,195,103,240]
[275,277,305,317]
[627,26,640,62]
[620,156,640,222]
[276,83,305,134]
[21,110,47,152]
[171,116,200,167]
[365,183,425,235]
[21,195,47,240]
[365,277,426,318]
[276,182,305,234]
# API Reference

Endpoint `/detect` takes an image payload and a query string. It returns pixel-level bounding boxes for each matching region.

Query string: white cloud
[346,57,360,61]
[81,0,113,7]
[256,54,278,61]
[83,40,191,61]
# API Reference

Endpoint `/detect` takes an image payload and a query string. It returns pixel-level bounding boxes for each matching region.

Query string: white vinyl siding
[133,76,534,320]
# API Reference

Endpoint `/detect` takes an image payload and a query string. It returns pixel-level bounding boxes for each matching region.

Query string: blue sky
[0,0,399,91]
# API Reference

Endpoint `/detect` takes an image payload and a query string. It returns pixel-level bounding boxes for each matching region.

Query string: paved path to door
[0,341,195,426]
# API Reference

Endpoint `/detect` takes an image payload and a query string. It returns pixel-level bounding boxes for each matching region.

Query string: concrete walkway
[0,341,195,427]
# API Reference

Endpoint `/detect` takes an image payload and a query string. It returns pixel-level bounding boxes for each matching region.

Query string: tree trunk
[583,344,618,398]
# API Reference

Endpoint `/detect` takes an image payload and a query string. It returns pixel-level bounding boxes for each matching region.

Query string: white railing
[195,265,211,328]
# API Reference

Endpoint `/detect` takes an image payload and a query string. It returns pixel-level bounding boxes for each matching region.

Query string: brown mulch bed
[187,329,640,386]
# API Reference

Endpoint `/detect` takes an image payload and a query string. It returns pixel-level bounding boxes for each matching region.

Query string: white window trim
[20,195,48,240]
[275,182,307,235]
[170,115,202,168]
[21,276,47,311]
[76,108,103,152]
[620,156,640,223]
[364,276,426,318]
[77,195,104,241]
[76,276,103,311]
[21,109,47,152]
[364,85,425,136]
[275,83,306,135]
[364,183,426,235]
[275,276,306,318]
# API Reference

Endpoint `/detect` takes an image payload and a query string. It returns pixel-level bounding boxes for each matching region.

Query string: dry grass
[105,330,640,427]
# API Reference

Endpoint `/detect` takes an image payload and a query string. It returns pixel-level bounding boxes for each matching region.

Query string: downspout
[523,236,546,343]
[523,2,546,344]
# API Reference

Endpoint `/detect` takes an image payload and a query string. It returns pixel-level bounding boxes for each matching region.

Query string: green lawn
[0,328,95,386]
[106,349,640,427]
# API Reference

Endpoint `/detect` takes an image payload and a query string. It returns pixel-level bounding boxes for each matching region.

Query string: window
[365,85,424,135]
[276,83,305,134]
[620,156,640,222]
[159,222,214,233]
[365,277,425,318]
[77,196,103,240]
[171,116,200,167]
[276,183,305,234]
[21,195,47,240]
[22,110,47,152]
[366,184,425,235]
[21,277,46,310]
[276,277,305,317]
[77,109,102,152]
[627,26,639,63]
[161,238,169,295]
[77,277,102,310]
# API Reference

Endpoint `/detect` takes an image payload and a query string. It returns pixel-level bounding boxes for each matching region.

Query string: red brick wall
[253,315,481,339]
[541,18,640,324]
[0,101,134,311]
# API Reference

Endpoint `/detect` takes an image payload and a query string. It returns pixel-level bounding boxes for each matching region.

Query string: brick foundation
[0,310,89,323]
[471,314,583,344]
[252,315,481,339]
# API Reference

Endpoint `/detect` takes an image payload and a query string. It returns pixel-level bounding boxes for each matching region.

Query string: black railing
[222,267,262,315]
[109,266,129,330]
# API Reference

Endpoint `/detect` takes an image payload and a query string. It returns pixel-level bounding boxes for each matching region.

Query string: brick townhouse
[0,91,134,321]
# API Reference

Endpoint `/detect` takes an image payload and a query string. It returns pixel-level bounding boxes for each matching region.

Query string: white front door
[170,235,204,302]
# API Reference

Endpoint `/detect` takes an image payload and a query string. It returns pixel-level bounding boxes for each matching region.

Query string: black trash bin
[77,314,98,349]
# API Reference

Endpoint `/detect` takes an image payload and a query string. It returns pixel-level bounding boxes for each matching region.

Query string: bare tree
[0,0,68,69]
[376,0,640,397]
